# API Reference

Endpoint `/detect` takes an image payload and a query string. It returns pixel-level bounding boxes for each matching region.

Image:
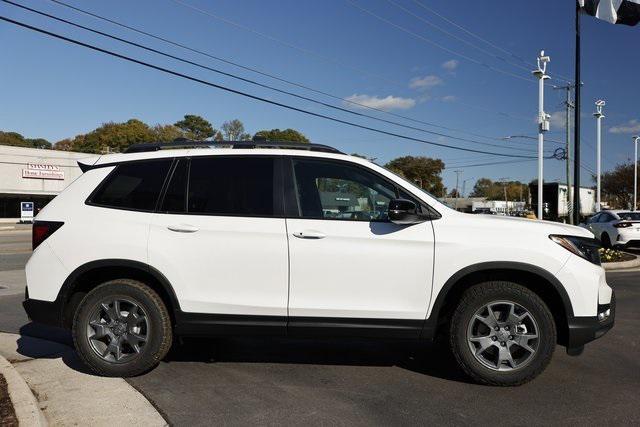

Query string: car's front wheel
[449,281,556,386]
[72,279,173,377]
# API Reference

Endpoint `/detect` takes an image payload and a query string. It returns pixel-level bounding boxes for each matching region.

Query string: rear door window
[187,156,276,216]
[89,159,172,211]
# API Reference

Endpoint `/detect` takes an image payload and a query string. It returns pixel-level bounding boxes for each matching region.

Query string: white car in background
[584,210,640,249]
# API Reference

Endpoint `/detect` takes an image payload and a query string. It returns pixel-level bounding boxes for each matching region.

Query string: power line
[165,0,539,126]
[385,0,534,75]
[0,15,545,159]
[47,0,538,146]
[444,159,536,169]
[345,0,536,84]
[409,0,574,83]
[6,0,539,155]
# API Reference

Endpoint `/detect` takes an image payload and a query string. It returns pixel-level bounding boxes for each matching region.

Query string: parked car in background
[583,210,640,249]
[23,140,614,386]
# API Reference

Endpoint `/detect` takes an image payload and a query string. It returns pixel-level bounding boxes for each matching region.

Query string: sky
[2,0,640,193]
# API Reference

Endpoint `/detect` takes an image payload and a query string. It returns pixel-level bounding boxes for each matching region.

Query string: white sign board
[22,163,64,180]
[21,201,34,222]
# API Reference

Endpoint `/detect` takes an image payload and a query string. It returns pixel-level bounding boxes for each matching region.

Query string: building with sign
[0,145,89,219]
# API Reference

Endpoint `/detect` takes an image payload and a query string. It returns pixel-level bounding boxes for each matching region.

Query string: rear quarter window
[88,159,172,211]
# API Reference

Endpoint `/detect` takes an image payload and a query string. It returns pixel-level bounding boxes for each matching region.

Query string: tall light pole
[634,136,639,211]
[594,100,605,211]
[532,51,551,220]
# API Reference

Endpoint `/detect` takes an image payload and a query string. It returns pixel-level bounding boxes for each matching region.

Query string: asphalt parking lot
[1,226,639,425]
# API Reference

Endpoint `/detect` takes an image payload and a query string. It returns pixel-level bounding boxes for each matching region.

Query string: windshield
[617,212,640,221]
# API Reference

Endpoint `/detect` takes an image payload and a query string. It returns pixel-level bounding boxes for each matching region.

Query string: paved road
[1,228,639,425]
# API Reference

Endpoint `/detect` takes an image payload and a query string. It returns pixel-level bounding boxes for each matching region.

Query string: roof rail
[124,139,342,154]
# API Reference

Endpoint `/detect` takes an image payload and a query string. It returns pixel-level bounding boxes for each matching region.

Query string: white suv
[23,141,614,385]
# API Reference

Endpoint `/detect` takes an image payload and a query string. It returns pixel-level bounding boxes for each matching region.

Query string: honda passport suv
[23,140,614,386]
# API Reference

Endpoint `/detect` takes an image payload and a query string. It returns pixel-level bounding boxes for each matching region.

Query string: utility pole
[499,178,510,215]
[454,170,463,211]
[574,4,582,225]
[554,84,575,223]
[532,51,550,220]
[634,136,639,211]
[594,100,605,211]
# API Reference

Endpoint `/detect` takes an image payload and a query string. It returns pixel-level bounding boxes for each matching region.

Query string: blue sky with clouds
[2,0,639,192]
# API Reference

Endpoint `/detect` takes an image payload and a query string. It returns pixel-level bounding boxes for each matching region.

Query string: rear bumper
[566,293,615,350]
[22,287,64,328]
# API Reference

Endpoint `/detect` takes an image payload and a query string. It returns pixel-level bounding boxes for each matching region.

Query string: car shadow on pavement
[13,323,94,375]
[13,323,472,383]
[166,336,474,384]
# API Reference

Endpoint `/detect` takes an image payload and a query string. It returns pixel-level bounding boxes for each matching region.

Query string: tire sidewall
[72,279,171,377]
[451,282,556,385]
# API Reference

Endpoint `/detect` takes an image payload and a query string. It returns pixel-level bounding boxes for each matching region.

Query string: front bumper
[566,292,615,350]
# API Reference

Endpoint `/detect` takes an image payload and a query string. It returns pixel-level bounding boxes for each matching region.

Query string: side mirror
[388,199,427,225]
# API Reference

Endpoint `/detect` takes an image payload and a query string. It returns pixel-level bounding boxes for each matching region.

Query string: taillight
[32,221,64,250]
[614,222,633,228]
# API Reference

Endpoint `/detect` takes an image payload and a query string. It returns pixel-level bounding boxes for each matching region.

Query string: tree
[221,119,250,140]
[0,131,51,149]
[470,178,528,201]
[384,156,445,195]
[254,128,309,143]
[150,124,185,142]
[448,188,460,198]
[602,162,637,209]
[53,138,75,151]
[470,178,493,197]
[174,114,215,140]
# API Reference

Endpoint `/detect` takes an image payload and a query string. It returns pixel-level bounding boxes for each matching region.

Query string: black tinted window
[90,159,172,211]
[188,157,275,216]
[161,159,188,213]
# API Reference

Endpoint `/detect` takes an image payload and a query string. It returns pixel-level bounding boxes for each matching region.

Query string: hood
[454,212,594,239]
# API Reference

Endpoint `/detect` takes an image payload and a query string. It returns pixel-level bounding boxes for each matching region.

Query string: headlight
[549,235,601,266]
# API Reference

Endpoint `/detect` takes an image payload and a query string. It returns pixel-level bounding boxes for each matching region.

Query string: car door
[284,157,435,338]
[148,155,289,334]
[585,213,601,235]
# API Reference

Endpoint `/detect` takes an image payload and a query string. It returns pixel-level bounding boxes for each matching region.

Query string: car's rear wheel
[450,281,556,386]
[72,279,172,377]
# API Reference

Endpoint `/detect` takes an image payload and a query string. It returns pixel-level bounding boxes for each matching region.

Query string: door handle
[292,230,326,239]
[167,224,199,233]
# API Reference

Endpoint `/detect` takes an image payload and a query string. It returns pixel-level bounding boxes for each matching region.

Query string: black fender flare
[422,261,574,338]
[57,258,181,318]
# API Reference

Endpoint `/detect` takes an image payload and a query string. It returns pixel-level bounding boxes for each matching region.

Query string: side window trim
[284,156,438,222]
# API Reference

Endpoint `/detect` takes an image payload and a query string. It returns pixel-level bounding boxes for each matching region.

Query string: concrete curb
[0,354,48,426]
[0,332,167,426]
[602,253,640,270]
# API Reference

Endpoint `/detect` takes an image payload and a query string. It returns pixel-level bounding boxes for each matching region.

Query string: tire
[449,281,556,386]
[601,233,612,248]
[72,279,173,377]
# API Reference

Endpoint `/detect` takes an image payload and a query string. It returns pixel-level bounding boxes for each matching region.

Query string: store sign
[22,163,64,180]
[21,202,34,222]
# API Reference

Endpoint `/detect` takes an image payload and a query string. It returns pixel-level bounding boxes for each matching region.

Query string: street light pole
[532,51,551,220]
[634,136,639,211]
[594,100,605,211]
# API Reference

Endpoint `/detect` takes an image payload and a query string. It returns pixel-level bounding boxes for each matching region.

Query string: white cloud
[441,95,457,102]
[609,119,640,134]
[549,111,566,128]
[532,111,566,130]
[344,94,416,111]
[441,59,459,71]
[409,75,443,90]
